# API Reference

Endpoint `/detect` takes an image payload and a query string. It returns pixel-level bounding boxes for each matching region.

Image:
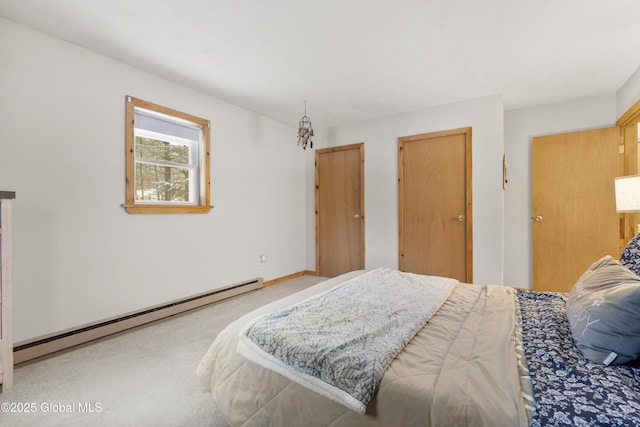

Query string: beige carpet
[0,274,325,426]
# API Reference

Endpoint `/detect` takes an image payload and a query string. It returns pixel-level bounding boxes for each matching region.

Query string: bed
[197,257,640,427]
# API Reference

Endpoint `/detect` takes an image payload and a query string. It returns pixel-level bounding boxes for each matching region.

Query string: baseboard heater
[13,277,263,364]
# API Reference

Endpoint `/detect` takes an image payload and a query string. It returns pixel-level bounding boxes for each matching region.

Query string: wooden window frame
[617,99,640,248]
[124,96,212,214]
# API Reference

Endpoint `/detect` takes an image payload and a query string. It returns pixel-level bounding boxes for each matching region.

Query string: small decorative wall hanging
[297,101,314,150]
[503,153,508,189]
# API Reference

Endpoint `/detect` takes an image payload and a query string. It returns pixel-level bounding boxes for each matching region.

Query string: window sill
[124,204,213,214]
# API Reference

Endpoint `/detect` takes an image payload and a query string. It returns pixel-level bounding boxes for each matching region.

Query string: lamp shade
[615,175,640,212]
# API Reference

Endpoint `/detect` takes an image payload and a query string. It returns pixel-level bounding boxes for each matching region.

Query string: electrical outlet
[259,255,266,265]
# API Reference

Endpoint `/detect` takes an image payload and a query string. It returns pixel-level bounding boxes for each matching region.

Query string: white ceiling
[2,0,639,128]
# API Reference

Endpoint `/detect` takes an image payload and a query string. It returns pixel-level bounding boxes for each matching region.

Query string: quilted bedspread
[237,268,457,413]
[197,270,531,427]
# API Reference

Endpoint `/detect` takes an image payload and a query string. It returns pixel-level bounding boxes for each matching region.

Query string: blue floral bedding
[518,290,640,426]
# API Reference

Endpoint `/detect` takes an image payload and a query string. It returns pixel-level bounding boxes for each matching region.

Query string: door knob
[457,215,464,222]
[532,215,543,222]
[353,214,361,219]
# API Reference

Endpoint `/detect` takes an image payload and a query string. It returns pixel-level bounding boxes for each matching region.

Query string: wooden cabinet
[0,191,14,392]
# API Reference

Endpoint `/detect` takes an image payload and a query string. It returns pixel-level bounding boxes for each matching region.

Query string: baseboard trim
[264,270,318,287]
[13,277,263,364]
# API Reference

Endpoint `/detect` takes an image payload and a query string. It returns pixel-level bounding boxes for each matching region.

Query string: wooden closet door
[398,128,472,282]
[532,127,619,292]
[316,144,365,277]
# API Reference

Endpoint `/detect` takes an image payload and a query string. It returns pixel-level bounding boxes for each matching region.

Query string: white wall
[309,95,505,285]
[0,18,307,343]
[503,95,618,288]
[4,16,637,344]
[618,65,640,117]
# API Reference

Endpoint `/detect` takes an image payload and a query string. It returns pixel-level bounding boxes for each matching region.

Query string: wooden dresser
[0,191,14,392]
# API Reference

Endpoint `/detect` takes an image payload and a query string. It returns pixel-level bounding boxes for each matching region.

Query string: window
[125,96,212,214]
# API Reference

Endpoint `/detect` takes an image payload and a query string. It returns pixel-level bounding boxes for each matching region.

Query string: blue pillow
[567,255,640,365]
[620,234,640,276]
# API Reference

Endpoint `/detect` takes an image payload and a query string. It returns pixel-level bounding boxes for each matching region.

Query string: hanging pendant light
[297,101,314,150]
